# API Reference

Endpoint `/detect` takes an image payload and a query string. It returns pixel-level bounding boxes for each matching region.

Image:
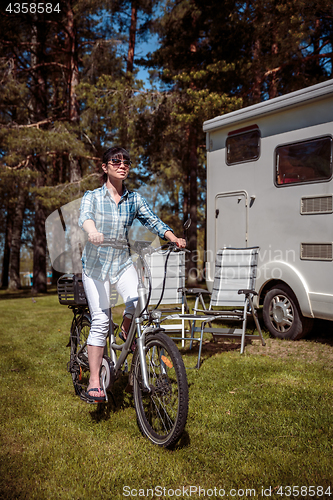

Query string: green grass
[0,290,332,499]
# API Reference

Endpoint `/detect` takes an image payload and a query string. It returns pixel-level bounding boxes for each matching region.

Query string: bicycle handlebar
[155,242,191,254]
[99,237,190,320]
[99,238,190,255]
[99,237,130,250]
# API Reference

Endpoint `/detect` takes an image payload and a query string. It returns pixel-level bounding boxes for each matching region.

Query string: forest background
[0,0,333,293]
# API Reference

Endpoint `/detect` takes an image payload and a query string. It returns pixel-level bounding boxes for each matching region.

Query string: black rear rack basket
[57,274,87,306]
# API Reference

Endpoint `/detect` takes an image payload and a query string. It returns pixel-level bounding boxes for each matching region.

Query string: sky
[135,33,159,85]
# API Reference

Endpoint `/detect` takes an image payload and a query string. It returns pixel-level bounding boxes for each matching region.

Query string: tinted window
[276,137,332,185]
[226,129,260,165]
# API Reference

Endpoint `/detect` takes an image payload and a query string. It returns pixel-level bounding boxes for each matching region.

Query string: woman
[79,146,186,402]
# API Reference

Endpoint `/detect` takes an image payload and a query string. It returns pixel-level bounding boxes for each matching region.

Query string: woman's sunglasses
[109,158,131,167]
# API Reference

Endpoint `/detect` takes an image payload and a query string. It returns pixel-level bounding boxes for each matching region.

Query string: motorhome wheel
[263,284,313,340]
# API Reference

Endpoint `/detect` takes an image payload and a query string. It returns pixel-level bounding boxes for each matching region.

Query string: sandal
[82,387,106,403]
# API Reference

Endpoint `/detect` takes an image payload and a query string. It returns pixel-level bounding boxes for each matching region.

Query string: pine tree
[228,0,333,103]
[1,0,332,291]
[0,1,125,290]
[141,0,242,282]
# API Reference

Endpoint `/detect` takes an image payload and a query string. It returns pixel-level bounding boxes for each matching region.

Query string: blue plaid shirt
[79,183,172,283]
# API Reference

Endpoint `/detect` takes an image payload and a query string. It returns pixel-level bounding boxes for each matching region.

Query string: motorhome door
[215,191,248,250]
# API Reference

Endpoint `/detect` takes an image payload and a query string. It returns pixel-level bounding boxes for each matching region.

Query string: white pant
[82,265,139,347]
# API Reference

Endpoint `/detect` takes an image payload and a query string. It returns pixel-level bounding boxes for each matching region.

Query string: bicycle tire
[69,314,91,397]
[132,332,188,448]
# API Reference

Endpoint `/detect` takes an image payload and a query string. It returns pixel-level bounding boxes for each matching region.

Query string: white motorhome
[203,80,333,340]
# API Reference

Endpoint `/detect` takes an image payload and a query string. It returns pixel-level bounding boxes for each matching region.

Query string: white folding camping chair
[188,247,265,367]
[163,247,265,368]
[144,249,191,346]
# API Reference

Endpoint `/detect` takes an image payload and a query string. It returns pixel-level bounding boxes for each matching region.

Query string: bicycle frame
[106,304,154,392]
[106,244,161,393]
[68,237,189,400]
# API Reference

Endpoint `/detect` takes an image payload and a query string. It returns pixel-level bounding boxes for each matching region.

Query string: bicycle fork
[135,318,151,393]
[134,266,152,393]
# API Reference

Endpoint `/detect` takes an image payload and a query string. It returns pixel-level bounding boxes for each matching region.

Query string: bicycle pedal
[79,393,95,404]
[79,390,107,405]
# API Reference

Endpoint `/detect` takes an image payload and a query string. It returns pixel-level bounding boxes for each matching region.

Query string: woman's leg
[86,345,104,394]
[82,271,110,398]
[116,265,139,337]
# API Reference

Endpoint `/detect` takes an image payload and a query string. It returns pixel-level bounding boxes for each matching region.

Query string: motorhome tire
[263,284,312,340]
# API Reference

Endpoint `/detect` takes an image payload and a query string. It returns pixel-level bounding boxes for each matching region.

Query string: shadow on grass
[175,315,259,368]
[307,319,333,346]
[90,375,134,422]
[88,373,192,451]
[0,285,59,300]
[179,337,245,369]
[174,429,190,449]
[177,315,333,368]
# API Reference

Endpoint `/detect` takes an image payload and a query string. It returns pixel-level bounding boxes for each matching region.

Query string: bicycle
[57,238,189,448]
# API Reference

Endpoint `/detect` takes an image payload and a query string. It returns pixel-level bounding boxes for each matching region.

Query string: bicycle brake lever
[168,242,191,253]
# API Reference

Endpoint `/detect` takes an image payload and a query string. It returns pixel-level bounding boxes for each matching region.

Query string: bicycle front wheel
[132,332,188,448]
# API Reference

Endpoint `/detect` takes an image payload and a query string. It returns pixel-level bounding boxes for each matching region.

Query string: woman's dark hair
[101,146,131,183]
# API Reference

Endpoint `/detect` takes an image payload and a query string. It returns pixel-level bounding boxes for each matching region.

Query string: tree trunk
[66,0,81,183]
[1,205,14,288]
[312,17,321,78]
[66,0,79,123]
[186,125,198,286]
[251,38,262,103]
[30,17,47,123]
[185,10,199,286]
[65,1,82,274]
[127,2,138,75]
[269,24,278,99]
[32,171,47,294]
[8,185,26,290]
[183,168,189,225]
[30,16,48,293]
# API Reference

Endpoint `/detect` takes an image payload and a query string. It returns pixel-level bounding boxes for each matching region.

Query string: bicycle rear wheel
[132,332,188,448]
[69,314,91,397]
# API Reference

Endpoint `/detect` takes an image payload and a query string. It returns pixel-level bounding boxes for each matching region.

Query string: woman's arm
[82,219,104,245]
[135,194,186,248]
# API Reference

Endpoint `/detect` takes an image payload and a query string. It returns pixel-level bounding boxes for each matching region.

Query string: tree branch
[2,154,100,171]
[0,117,68,129]
[21,61,69,72]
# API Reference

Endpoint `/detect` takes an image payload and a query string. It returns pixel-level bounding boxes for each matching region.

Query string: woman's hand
[88,231,104,245]
[82,220,104,245]
[173,237,186,249]
[164,230,186,249]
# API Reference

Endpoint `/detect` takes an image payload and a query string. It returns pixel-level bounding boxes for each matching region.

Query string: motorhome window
[226,130,260,165]
[276,137,332,186]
